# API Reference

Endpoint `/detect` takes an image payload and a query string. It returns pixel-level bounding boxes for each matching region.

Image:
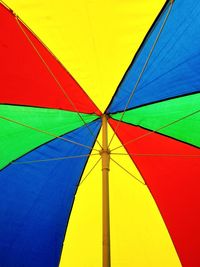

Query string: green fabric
[0,105,99,169]
[111,93,200,147]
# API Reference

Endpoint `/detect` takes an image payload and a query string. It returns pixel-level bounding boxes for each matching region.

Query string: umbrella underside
[0,0,200,266]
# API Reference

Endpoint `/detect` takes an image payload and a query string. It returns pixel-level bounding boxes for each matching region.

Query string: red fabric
[0,4,100,114]
[109,118,200,267]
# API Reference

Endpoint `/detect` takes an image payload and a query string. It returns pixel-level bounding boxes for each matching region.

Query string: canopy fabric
[107,1,200,265]
[107,0,200,113]
[109,118,200,267]
[111,93,200,147]
[3,0,166,112]
[0,3,100,114]
[0,104,99,169]
[0,0,199,266]
[0,120,101,267]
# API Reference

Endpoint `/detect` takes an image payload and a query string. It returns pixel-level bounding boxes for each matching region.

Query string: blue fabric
[0,120,101,267]
[108,0,200,113]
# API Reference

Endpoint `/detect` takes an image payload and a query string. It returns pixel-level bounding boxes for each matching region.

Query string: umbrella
[0,0,200,266]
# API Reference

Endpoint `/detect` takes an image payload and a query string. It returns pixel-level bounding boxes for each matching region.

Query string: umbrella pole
[101,114,111,267]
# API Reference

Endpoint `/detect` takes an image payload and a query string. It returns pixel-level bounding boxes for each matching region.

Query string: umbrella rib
[112,152,200,158]
[108,1,174,149]
[0,0,11,10]
[111,109,200,152]
[79,157,101,186]
[14,16,103,150]
[12,154,100,165]
[0,115,99,151]
[110,157,146,185]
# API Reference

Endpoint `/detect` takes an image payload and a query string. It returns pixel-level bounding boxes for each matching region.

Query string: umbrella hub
[99,148,110,155]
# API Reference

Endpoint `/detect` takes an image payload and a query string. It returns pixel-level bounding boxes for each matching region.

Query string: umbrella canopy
[0,0,200,266]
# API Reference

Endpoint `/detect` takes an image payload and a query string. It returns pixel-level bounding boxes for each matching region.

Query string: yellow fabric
[6,0,165,112]
[3,0,182,266]
[60,126,181,266]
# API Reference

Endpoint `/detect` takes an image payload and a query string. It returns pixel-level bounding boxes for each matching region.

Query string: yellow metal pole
[101,114,111,267]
